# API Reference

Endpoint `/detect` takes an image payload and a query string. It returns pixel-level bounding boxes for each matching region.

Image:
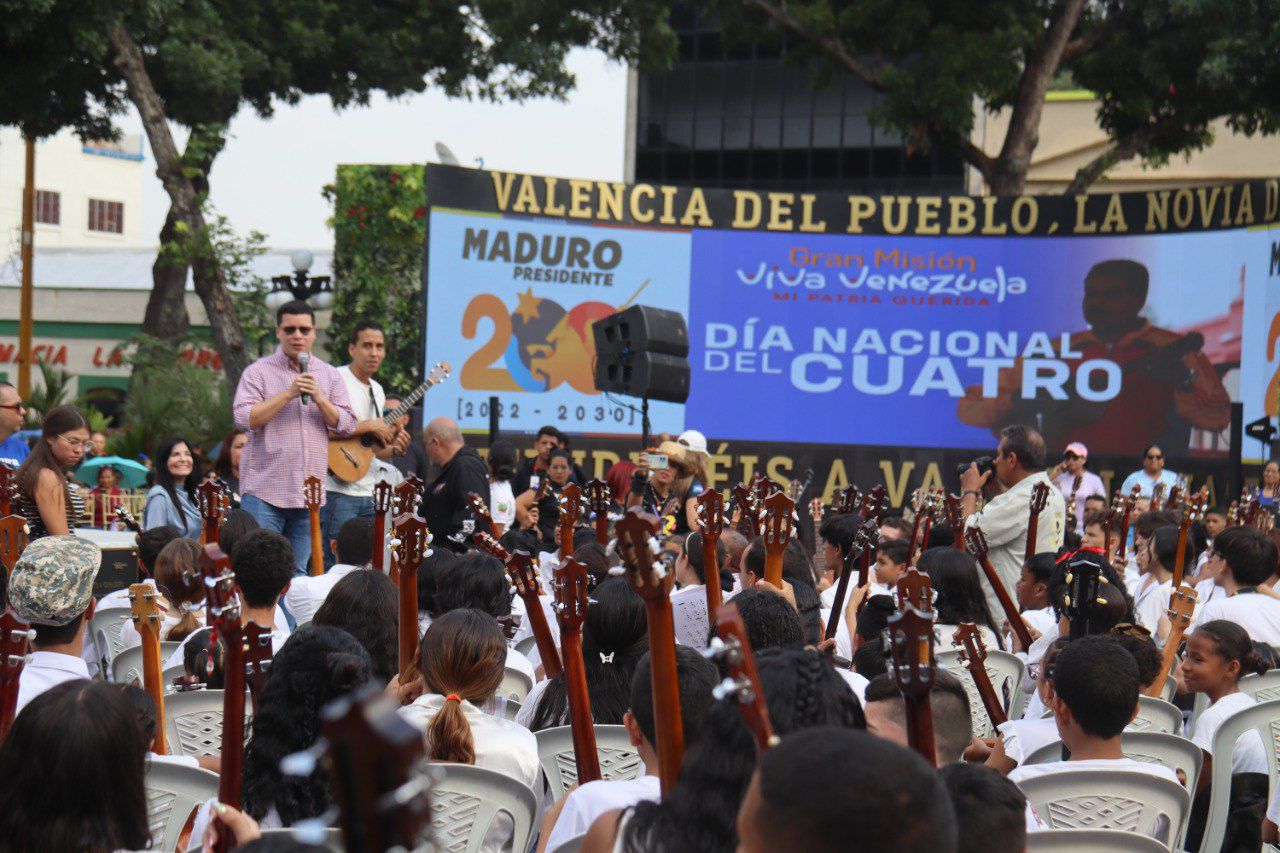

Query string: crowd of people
[1,301,1280,852]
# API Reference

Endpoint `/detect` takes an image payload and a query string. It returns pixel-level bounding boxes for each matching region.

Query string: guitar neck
[384,379,434,425]
[702,537,723,613]
[523,592,563,679]
[218,648,248,812]
[967,661,1008,726]
[1171,523,1190,587]
[1024,515,1040,564]
[0,677,20,740]
[593,511,608,546]
[1148,627,1186,699]
[371,509,386,571]
[906,512,924,567]
[560,628,601,783]
[1117,509,1133,560]
[398,560,420,680]
[823,550,859,641]
[763,549,783,587]
[976,555,1033,650]
[903,695,937,766]
[140,633,167,754]
[644,599,684,794]
[308,506,324,577]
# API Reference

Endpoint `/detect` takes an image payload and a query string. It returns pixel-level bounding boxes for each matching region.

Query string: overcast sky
[125,49,629,250]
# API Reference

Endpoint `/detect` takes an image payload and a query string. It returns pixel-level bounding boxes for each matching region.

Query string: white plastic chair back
[549,832,587,853]
[1240,669,1280,703]
[110,641,182,684]
[1197,697,1280,853]
[89,606,131,674]
[431,763,539,853]
[163,689,253,758]
[1027,828,1170,852]
[144,760,218,851]
[1021,732,1202,792]
[514,635,537,659]
[161,661,187,694]
[937,649,1026,738]
[534,724,645,798]
[1161,674,1176,702]
[1128,696,1183,735]
[1015,769,1190,850]
[498,667,534,703]
[255,828,343,850]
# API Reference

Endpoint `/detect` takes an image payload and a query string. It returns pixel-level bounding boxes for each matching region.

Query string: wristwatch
[961,489,982,497]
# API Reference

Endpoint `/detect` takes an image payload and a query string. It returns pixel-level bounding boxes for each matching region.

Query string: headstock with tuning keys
[0,515,28,576]
[244,621,275,712]
[585,479,612,545]
[1024,481,1051,563]
[467,492,493,535]
[614,509,670,601]
[372,480,394,516]
[942,493,964,549]
[860,484,887,523]
[558,482,583,555]
[196,478,230,544]
[533,474,553,506]
[393,479,422,517]
[760,491,795,587]
[0,608,35,738]
[697,489,727,612]
[370,480,394,570]
[302,476,323,511]
[472,531,510,562]
[706,603,778,752]
[1061,550,1104,640]
[952,622,1006,727]
[0,465,14,516]
[895,566,933,613]
[116,505,142,536]
[750,472,774,503]
[731,484,758,539]
[837,484,861,516]
[554,558,591,634]
[322,684,436,853]
[697,489,726,539]
[505,551,543,601]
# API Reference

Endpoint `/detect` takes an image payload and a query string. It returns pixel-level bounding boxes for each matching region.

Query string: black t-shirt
[388,441,431,484]
[514,456,586,496]
[423,446,490,553]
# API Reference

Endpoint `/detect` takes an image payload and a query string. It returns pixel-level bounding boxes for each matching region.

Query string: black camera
[956,456,996,481]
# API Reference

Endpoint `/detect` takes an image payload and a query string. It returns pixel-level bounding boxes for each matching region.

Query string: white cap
[677,430,708,455]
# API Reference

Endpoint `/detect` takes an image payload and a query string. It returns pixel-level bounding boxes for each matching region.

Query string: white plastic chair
[514,635,537,658]
[1128,696,1183,735]
[534,725,646,798]
[110,641,182,684]
[937,648,1027,738]
[1027,828,1170,852]
[162,689,253,759]
[1196,697,1280,853]
[430,764,539,853]
[498,666,534,703]
[145,760,218,851]
[88,606,131,674]
[1161,674,1176,702]
[1015,769,1190,851]
[1022,732,1203,792]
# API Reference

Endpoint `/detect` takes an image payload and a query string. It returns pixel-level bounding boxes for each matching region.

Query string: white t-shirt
[399,694,540,853]
[1133,577,1173,634]
[282,563,365,626]
[163,616,291,671]
[1021,607,1057,637]
[489,480,516,529]
[1186,691,1268,774]
[326,365,386,498]
[545,776,661,852]
[1011,758,1179,840]
[14,651,90,716]
[119,603,208,651]
[998,717,1061,765]
[1193,591,1280,645]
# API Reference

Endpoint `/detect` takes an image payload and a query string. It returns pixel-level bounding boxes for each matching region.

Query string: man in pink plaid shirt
[233,300,356,573]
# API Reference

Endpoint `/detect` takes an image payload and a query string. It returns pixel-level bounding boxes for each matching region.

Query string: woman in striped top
[15,405,89,539]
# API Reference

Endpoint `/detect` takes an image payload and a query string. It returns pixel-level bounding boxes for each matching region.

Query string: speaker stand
[641,395,651,450]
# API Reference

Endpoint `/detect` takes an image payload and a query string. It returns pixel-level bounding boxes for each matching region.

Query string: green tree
[0,0,678,386]
[709,0,1280,194]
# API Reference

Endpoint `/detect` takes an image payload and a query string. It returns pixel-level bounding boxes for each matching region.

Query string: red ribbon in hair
[1054,546,1106,566]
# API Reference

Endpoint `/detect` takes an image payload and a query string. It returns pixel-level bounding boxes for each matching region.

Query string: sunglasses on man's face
[1064,453,1080,461]
[1147,454,1163,460]
[281,326,315,336]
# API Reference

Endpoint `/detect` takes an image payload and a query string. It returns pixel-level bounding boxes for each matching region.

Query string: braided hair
[622,646,865,853]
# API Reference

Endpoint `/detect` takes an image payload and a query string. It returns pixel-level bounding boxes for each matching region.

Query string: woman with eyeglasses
[14,404,89,538]
[143,436,201,539]
[1254,460,1280,511]
[1118,444,1180,501]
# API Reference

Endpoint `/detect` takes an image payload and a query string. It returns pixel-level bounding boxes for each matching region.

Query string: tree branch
[742,0,885,91]
[1062,124,1159,195]
[1061,16,1121,62]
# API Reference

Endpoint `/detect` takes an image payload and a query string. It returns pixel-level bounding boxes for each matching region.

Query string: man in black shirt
[512,425,562,495]
[422,416,490,553]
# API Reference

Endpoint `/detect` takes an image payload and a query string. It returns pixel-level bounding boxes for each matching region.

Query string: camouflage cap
[9,536,101,627]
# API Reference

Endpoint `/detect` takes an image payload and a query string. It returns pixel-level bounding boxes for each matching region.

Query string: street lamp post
[265,250,334,310]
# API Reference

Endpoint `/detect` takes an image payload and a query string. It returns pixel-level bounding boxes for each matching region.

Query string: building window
[87,199,124,234]
[34,190,60,225]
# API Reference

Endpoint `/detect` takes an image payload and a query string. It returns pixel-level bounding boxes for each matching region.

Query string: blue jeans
[241,493,315,576]
[321,491,374,570]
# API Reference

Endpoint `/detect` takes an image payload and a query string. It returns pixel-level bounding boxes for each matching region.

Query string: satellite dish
[434,142,461,166]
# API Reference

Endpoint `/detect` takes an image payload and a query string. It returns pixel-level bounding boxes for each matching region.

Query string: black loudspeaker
[593,305,691,403]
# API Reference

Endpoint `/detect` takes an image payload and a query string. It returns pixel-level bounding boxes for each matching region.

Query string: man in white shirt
[540,646,720,852]
[1008,637,1179,841]
[284,516,374,625]
[1133,525,1187,636]
[961,425,1066,622]
[322,321,407,569]
[1119,445,1180,500]
[9,536,101,715]
[1051,442,1107,532]
[1193,525,1280,644]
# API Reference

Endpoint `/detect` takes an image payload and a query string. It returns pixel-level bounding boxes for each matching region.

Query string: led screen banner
[423,165,1280,461]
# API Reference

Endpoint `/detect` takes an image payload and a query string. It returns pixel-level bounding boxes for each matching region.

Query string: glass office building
[627,5,967,194]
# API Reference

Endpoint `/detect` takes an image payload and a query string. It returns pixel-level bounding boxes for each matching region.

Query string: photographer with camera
[959,425,1067,621]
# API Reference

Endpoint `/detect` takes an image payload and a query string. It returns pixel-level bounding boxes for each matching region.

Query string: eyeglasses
[56,435,92,451]
[280,326,315,336]
[1028,662,1054,681]
[1146,453,1164,460]
[1063,453,1080,460]
[0,402,25,412]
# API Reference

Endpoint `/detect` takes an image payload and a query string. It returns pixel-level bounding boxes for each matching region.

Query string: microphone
[298,352,311,404]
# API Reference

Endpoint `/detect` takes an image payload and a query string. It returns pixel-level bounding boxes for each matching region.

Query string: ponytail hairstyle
[419,609,507,764]
[1194,619,1271,681]
[153,538,205,641]
[16,404,88,509]
[488,439,518,482]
